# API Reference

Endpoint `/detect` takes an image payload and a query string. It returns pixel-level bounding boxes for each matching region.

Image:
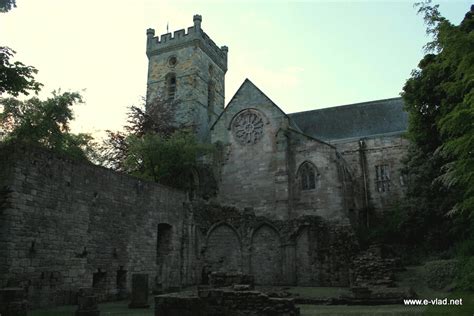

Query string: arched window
[166,73,177,100]
[298,162,318,191]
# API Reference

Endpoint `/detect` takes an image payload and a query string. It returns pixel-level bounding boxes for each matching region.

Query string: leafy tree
[99,96,179,172]
[1,0,42,97]
[0,47,42,96]
[0,0,16,12]
[405,1,474,217]
[372,2,474,261]
[123,131,212,189]
[0,91,95,160]
[99,96,214,190]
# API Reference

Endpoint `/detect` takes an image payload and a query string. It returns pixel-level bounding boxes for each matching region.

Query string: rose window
[232,110,264,145]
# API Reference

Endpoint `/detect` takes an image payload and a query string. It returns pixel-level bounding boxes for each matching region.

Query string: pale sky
[1,0,471,137]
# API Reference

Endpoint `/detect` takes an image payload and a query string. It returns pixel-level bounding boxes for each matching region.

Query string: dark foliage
[0,47,43,97]
[0,0,16,12]
[1,91,95,161]
[99,96,214,190]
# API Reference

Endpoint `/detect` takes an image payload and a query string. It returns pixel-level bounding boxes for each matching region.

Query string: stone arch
[250,223,282,285]
[296,161,320,191]
[204,223,242,273]
[296,227,311,285]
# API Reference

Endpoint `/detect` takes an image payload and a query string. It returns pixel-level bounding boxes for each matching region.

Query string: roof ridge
[288,97,403,116]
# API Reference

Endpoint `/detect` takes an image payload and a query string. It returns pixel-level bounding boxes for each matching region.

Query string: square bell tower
[145,15,228,142]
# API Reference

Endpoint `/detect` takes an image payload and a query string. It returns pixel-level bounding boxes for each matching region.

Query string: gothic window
[298,162,317,191]
[166,73,177,100]
[375,164,390,192]
[232,110,264,145]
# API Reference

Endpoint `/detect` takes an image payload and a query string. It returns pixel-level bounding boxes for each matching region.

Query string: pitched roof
[211,78,301,131]
[288,97,408,141]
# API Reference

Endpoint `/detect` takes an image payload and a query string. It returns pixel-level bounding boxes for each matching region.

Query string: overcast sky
[1,0,471,137]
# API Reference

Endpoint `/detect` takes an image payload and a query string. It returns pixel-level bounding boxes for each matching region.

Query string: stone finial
[221,46,228,53]
[193,14,202,29]
[146,28,155,38]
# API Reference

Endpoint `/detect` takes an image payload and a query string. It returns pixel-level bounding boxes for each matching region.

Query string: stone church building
[145,14,408,224]
[0,15,409,307]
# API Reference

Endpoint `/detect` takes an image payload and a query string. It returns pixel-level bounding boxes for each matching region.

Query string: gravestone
[0,287,28,316]
[128,273,150,308]
[75,288,100,316]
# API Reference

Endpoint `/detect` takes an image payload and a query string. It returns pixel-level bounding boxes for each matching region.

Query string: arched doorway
[251,224,281,285]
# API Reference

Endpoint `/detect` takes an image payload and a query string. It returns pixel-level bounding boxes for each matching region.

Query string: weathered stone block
[0,288,28,316]
[129,273,150,308]
[75,288,99,316]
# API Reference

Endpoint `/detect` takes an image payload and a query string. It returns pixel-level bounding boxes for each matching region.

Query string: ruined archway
[250,223,281,285]
[204,223,242,274]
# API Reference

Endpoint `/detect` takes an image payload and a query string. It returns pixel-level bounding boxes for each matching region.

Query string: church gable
[211,79,291,144]
[224,79,287,117]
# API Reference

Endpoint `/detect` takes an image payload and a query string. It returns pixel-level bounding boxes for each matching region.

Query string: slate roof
[287,97,408,141]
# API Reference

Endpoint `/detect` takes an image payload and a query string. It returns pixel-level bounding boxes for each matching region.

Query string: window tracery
[298,162,318,191]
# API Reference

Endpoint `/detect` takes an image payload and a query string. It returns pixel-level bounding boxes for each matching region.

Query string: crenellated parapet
[146,14,228,72]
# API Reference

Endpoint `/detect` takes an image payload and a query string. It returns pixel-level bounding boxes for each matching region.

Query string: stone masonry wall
[210,81,293,219]
[333,134,409,222]
[193,202,358,286]
[0,144,192,308]
[290,132,353,221]
[211,81,350,221]
[146,20,226,142]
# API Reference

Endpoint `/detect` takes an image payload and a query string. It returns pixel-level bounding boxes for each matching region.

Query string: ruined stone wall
[193,203,358,287]
[333,134,409,219]
[0,144,193,308]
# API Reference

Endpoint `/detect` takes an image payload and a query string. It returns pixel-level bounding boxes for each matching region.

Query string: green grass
[29,300,153,316]
[423,291,474,316]
[285,286,351,299]
[28,286,473,316]
[299,304,425,315]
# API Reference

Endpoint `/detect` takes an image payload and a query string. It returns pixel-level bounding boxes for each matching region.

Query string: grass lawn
[286,286,351,299]
[299,304,425,315]
[29,300,154,316]
[423,291,474,316]
[28,285,473,316]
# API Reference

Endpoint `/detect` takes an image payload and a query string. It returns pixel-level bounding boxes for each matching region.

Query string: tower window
[166,74,177,100]
[168,56,177,67]
[375,164,390,192]
[207,81,215,109]
[298,161,318,191]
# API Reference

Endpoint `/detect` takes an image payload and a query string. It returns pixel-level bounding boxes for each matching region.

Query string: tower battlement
[146,15,228,72]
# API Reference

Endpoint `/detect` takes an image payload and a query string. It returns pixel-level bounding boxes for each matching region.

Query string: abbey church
[145,14,408,222]
[0,15,409,307]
